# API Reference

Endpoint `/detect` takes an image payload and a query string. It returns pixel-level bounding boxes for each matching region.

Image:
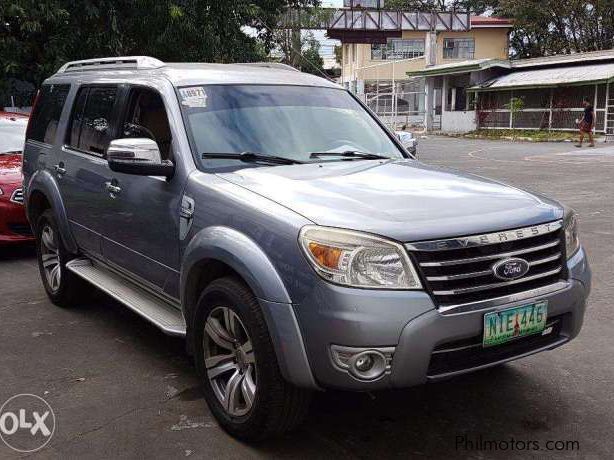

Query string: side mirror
[107,138,174,178]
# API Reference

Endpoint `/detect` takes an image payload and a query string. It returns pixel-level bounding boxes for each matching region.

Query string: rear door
[22,84,71,196]
[58,85,121,256]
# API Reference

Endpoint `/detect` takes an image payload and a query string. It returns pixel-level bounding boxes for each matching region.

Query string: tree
[334,44,343,66]
[297,35,324,74]
[383,0,498,13]
[0,0,319,104]
[499,0,614,58]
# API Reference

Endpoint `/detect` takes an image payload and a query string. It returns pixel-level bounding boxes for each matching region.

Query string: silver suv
[22,57,591,441]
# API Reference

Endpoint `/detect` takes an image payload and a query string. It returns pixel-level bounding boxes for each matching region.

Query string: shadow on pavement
[0,242,36,260]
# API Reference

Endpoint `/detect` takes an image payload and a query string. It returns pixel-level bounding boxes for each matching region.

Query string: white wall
[441,110,476,133]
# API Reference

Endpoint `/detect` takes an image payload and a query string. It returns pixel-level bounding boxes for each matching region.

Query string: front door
[100,86,183,297]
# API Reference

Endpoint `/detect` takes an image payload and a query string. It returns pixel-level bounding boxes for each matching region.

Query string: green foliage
[499,0,614,58]
[504,96,524,114]
[297,36,324,75]
[334,44,343,65]
[384,0,497,14]
[0,0,319,103]
[468,129,593,142]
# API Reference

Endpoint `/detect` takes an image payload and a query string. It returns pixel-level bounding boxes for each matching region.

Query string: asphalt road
[1,137,612,459]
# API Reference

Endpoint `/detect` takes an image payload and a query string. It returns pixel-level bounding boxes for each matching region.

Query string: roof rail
[56,56,165,73]
[240,62,300,72]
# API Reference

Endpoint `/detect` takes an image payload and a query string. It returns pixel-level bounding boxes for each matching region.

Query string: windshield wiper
[309,150,392,160]
[202,151,303,165]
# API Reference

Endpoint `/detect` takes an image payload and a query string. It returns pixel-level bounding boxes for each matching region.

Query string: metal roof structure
[510,49,614,69]
[406,59,510,77]
[407,49,614,80]
[470,62,614,91]
[280,9,472,32]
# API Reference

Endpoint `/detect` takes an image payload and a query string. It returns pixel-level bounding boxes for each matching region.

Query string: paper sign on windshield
[179,87,208,108]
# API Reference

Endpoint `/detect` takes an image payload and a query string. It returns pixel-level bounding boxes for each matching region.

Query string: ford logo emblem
[492,258,530,280]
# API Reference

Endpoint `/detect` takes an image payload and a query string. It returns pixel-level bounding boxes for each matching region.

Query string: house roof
[406,59,510,77]
[470,16,513,28]
[510,49,614,69]
[470,62,614,91]
[408,50,614,79]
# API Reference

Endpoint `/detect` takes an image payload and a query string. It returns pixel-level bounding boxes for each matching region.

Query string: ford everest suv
[22,57,591,441]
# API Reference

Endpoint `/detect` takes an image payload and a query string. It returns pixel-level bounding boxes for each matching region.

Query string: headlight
[564,211,581,258]
[299,226,422,289]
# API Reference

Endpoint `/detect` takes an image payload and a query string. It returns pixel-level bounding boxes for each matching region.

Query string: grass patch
[464,129,599,142]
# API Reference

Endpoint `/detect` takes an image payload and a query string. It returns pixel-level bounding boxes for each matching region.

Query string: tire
[35,209,83,307]
[194,277,311,441]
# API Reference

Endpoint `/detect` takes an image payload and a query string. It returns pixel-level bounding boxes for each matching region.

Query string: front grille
[10,188,24,204]
[427,315,566,377]
[407,221,566,309]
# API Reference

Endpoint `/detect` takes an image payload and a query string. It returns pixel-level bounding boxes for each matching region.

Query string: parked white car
[395,131,417,156]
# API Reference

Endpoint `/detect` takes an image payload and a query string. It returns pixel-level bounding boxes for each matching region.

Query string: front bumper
[0,196,34,244]
[294,247,590,390]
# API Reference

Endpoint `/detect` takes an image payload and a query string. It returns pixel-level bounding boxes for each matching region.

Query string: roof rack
[240,62,300,72]
[57,56,165,73]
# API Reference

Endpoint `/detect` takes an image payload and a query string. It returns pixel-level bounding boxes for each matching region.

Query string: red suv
[0,111,32,245]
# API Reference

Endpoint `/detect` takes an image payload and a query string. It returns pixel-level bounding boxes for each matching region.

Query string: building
[328,2,513,129]
[407,49,614,135]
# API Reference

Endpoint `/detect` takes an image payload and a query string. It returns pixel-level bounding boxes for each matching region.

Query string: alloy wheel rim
[41,225,61,292]
[203,306,256,417]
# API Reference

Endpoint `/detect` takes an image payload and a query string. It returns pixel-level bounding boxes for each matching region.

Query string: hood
[0,153,23,184]
[218,160,563,242]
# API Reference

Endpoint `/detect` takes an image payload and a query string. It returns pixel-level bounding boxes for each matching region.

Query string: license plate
[483,301,548,347]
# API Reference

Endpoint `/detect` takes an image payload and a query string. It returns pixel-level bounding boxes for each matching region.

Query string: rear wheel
[194,277,311,441]
[35,209,83,306]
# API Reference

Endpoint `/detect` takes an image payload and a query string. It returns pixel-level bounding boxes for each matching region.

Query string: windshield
[179,85,405,167]
[0,118,28,154]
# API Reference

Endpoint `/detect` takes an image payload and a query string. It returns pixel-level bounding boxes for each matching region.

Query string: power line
[254,15,337,83]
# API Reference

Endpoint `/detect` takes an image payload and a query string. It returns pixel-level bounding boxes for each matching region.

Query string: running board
[66,258,186,337]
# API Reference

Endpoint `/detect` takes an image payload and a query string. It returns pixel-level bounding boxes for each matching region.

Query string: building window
[371,39,425,60]
[344,44,349,65]
[443,38,475,59]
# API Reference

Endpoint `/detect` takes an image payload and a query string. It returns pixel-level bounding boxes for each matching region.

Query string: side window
[67,88,88,149]
[121,88,172,160]
[66,86,118,155]
[26,84,70,144]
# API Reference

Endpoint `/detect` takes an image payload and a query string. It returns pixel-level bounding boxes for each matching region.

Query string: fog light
[349,350,387,381]
[355,354,374,372]
[330,345,395,382]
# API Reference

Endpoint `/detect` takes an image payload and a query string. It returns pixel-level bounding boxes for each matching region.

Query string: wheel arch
[181,226,318,389]
[26,170,78,254]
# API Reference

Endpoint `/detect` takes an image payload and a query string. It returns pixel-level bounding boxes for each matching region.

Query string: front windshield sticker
[179,87,208,108]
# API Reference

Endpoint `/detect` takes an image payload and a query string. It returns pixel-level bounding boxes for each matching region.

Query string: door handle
[53,164,66,176]
[105,181,122,196]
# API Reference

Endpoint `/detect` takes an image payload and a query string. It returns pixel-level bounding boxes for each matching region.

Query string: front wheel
[194,277,311,441]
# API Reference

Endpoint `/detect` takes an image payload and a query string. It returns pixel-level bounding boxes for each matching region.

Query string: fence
[477,83,610,132]
[355,78,425,130]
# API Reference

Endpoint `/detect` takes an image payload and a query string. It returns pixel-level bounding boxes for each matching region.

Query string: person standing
[576,98,595,147]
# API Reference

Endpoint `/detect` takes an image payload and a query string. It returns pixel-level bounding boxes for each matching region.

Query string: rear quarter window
[26,84,70,144]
